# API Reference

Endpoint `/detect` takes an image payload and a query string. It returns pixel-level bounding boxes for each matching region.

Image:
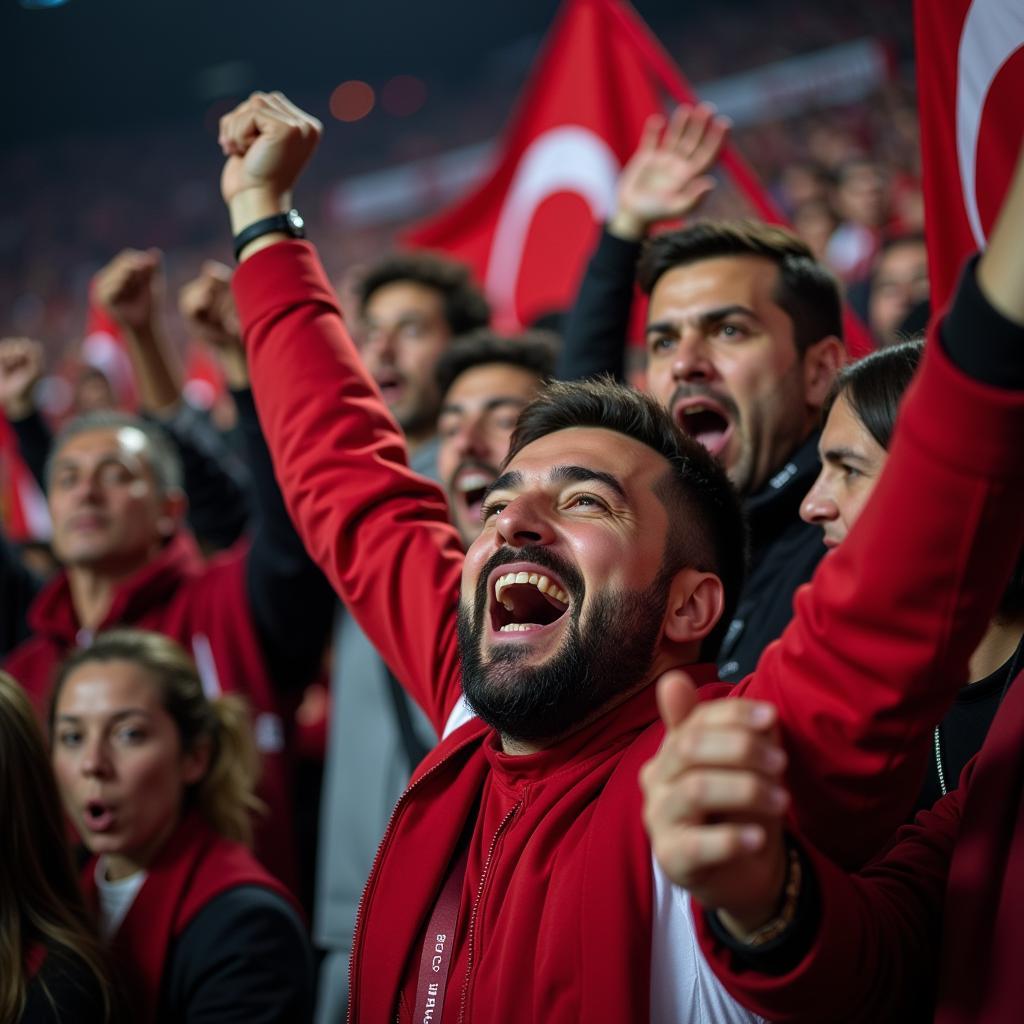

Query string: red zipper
[346,736,475,1024]
[456,798,523,1023]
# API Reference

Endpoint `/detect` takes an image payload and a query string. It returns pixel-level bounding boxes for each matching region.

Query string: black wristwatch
[233,208,305,261]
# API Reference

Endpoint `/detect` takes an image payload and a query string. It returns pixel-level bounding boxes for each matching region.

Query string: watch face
[286,209,306,234]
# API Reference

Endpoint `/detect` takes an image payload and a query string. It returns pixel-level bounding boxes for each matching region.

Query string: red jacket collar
[28,532,205,644]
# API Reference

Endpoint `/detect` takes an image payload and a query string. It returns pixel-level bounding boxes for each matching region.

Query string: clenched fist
[0,337,45,420]
[179,261,240,350]
[219,91,322,250]
[640,670,790,937]
[94,248,164,334]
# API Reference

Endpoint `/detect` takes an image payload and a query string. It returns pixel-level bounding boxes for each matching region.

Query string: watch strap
[233,209,305,261]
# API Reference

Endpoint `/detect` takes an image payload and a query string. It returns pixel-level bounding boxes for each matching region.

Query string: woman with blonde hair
[49,629,312,1023]
[0,670,111,1023]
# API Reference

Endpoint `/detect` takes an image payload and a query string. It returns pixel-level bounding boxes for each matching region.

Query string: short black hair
[435,330,559,397]
[506,377,747,658]
[638,219,844,353]
[359,252,491,337]
[822,338,923,451]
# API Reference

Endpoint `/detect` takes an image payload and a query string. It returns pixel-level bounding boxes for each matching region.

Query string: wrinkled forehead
[502,427,670,487]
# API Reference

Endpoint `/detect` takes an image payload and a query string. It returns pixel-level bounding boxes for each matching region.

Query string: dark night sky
[5,0,698,143]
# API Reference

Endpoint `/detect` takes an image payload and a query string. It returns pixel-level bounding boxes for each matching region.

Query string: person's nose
[494,492,557,549]
[800,475,839,527]
[80,732,113,779]
[670,328,717,385]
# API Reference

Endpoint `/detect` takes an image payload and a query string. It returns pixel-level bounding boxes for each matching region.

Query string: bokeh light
[381,75,428,118]
[330,81,375,123]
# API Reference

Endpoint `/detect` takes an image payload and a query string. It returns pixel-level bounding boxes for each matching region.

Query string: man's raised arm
[731,138,1024,869]
[221,92,465,729]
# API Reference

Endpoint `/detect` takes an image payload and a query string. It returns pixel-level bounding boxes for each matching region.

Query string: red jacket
[695,666,1024,1024]
[82,810,295,1024]
[236,242,1024,1021]
[5,533,297,887]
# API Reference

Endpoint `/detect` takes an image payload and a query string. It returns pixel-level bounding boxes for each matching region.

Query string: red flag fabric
[915,0,1024,314]
[403,0,785,332]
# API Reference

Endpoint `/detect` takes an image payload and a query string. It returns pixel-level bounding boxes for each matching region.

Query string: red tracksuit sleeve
[735,336,1024,869]
[233,241,465,733]
[695,786,962,1023]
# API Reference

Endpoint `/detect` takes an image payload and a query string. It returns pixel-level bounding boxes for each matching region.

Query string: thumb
[656,669,699,732]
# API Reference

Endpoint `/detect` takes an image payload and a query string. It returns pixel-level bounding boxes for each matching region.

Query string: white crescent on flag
[485,126,620,317]
[956,0,1024,246]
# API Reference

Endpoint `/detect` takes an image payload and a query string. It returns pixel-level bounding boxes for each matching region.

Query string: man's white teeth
[494,571,569,607]
[499,622,541,632]
[457,472,492,494]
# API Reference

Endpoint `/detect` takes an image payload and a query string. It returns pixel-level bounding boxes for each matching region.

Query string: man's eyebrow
[821,446,872,465]
[485,470,523,500]
[483,465,629,504]
[439,396,530,416]
[550,465,628,502]
[644,304,760,336]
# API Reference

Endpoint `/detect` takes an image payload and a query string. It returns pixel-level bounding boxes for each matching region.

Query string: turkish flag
[915,0,1024,313]
[403,0,785,332]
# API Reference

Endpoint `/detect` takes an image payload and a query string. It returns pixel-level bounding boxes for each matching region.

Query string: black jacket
[160,885,313,1023]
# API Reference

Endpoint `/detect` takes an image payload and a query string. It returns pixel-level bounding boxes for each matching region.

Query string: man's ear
[662,568,724,646]
[802,335,846,410]
[156,488,188,538]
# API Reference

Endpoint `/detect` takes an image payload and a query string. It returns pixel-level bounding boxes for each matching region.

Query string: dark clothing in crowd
[915,635,1023,812]
[23,946,109,1024]
[83,811,313,1024]
[0,528,37,654]
[559,226,826,679]
[162,887,312,1023]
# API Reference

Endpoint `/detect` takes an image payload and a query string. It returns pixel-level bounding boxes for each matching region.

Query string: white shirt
[95,857,147,940]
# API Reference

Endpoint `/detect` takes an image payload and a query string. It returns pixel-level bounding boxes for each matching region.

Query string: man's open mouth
[374,373,404,404]
[672,397,734,458]
[454,467,496,524]
[488,566,570,634]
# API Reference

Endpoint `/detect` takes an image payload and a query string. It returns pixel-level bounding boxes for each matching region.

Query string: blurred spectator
[825,157,891,280]
[435,329,557,545]
[866,233,930,346]
[791,197,839,264]
[50,630,313,1022]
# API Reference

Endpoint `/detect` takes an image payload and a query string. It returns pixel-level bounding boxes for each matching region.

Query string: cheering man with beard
[217,92,1024,1022]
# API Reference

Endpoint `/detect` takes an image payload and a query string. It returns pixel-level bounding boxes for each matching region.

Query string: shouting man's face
[458,427,683,745]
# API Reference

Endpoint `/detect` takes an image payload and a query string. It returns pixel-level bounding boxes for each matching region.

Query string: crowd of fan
[4,7,1024,1024]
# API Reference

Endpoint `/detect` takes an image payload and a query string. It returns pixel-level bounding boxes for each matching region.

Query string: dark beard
[457,546,670,744]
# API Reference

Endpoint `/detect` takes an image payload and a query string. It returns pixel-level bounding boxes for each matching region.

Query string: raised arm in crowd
[654,138,1024,1024]
[216,90,1024,1022]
